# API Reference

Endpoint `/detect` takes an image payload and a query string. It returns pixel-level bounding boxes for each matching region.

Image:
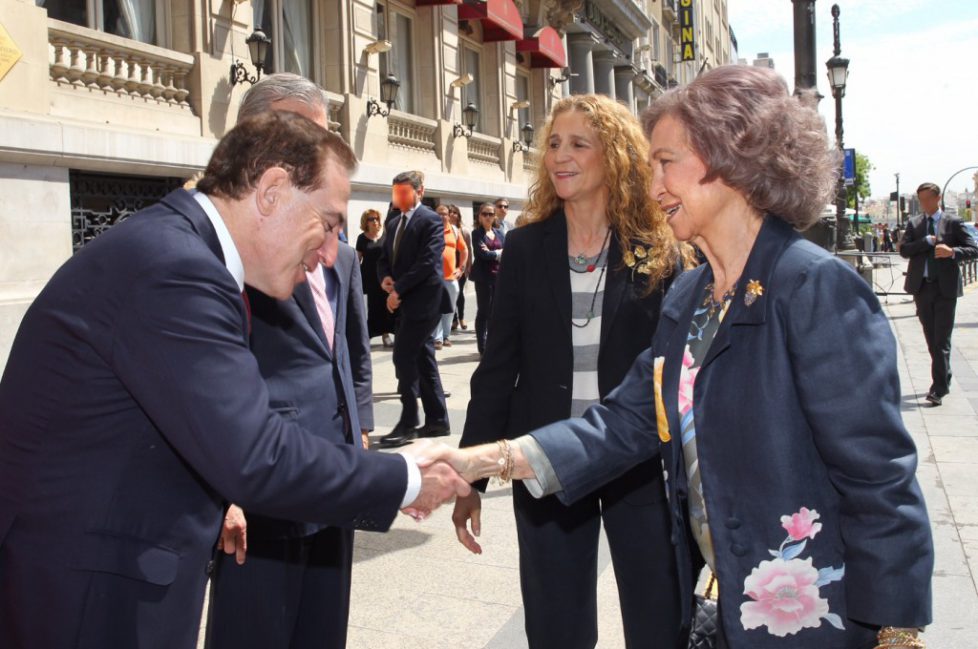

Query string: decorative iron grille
[70,171,184,253]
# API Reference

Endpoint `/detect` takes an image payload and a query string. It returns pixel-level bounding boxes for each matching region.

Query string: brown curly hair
[641,65,840,230]
[522,94,679,289]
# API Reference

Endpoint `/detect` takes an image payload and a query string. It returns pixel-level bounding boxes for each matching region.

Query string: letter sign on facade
[680,0,694,62]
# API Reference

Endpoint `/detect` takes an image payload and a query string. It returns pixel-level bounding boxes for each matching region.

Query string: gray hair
[642,65,839,230]
[238,72,329,122]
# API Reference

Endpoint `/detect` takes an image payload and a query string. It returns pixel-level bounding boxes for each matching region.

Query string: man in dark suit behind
[0,112,468,649]
[900,181,978,405]
[376,171,451,447]
[205,74,377,649]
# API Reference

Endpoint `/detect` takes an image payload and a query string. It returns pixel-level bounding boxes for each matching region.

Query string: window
[461,46,482,132]
[651,19,660,62]
[253,0,314,79]
[38,0,167,46]
[516,72,530,131]
[378,7,415,114]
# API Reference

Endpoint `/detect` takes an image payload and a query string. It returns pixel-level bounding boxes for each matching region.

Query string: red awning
[416,0,462,5]
[516,26,566,68]
[458,0,524,42]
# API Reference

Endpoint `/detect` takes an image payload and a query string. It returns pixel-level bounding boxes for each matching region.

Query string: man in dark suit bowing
[377,171,451,447]
[0,112,469,649]
[900,181,978,405]
[205,74,377,649]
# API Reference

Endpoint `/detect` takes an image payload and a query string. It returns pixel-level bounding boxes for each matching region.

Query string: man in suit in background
[0,112,469,649]
[205,74,376,649]
[377,171,451,447]
[900,181,978,405]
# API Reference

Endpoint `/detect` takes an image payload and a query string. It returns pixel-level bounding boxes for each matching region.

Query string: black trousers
[206,527,353,649]
[455,275,467,322]
[914,280,957,396]
[474,278,495,354]
[393,312,448,427]
[512,461,681,649]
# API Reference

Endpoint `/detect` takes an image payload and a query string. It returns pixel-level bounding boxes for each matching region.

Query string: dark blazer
[377,204,447,320]
[337,243,374,431]
[463,212,674,446]
[531,217,934,648]
[0,189,406,649]
[243,242,373,540]
[468,225,505,284]
[900,212,978,297]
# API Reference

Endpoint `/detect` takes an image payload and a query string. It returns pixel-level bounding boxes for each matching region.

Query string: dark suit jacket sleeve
[470,228,502,263]
[899,218,931,259]
[949,218,978,260]
[782,254,933,627]
[377,227,393,284]
[461,229,526,457]
[528,347,662,504]
[110,253,405,530]
[394,213,445,298]
[344,246,374,431]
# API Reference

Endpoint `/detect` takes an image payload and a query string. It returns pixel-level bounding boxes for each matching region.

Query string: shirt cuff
[512,436,562,498]
[399,455,422,508]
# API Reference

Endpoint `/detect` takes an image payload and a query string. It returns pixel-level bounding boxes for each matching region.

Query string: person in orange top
[434,204,469,349]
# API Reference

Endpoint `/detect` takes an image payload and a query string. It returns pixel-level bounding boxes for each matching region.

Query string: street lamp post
[894,172,900,228]
[826,4,853,251]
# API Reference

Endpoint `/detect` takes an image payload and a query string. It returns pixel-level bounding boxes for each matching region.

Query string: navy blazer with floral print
[531,216,933,648]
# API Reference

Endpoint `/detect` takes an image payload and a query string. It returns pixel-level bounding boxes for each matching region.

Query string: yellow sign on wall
[0,22,24,83]
[679,0,695,62]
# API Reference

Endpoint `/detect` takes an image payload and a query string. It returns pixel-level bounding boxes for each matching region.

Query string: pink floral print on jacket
[740,508,845,637]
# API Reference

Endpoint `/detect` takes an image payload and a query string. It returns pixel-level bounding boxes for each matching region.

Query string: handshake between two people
[218,438,533,565]
[399,438,533,556]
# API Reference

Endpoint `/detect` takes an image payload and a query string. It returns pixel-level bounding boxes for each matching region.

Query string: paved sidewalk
[348,269,978,648]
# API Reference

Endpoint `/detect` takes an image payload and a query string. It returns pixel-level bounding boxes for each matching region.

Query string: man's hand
[381,276,395,293]
[935,243,954,259]
[386,290,401,313]
[452,491,483,554]
[217,504,247,565]
[361,430,370,449]
[401,462,471,521]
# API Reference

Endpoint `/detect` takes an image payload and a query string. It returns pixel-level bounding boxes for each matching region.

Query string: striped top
[569,249,609,417]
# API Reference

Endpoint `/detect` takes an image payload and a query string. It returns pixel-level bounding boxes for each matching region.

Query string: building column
[592,49,617,99]
[567,33,597,95]
[614,65,635,111]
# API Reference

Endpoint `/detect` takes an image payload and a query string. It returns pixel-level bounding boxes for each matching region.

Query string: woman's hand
[452,491,483,554]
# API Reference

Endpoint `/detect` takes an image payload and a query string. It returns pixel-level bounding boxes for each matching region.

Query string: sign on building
[680,0,695,62]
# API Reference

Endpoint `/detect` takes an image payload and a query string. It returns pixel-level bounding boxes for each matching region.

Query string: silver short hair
[237,72,329,122]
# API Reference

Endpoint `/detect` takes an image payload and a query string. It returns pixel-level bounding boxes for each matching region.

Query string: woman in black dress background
[355,209,394,347]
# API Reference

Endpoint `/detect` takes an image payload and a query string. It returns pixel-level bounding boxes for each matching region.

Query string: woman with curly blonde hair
[453,94,683,649]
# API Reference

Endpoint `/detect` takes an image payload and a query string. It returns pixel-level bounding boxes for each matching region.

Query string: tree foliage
[847,152,874,209]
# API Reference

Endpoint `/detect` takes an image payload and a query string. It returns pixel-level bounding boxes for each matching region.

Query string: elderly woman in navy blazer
[437,66,933,649]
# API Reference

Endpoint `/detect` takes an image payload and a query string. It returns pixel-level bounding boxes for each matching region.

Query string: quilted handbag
[688,573,718,649]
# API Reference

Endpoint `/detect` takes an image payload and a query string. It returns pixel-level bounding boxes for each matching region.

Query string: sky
[727,0,978,203]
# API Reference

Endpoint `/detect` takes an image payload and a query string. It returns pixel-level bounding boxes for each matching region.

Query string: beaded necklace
[569,230,612,328]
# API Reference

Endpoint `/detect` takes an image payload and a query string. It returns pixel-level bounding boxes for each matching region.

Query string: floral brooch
[744,279,764,306]
[623,245,652,279]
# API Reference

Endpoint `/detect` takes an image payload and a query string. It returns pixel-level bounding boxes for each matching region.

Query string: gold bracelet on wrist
[875,626,925,649]
[491,439,513,485]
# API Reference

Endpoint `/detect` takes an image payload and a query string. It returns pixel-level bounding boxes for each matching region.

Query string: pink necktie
[306,266,335,351]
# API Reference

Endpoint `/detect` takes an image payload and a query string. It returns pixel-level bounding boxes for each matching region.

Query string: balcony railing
[662,0,678,23]
[47,19,194,112]
[467,133,503,168]
[387,111,438,154]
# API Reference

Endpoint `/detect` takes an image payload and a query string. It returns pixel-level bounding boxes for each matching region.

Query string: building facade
[0,0,730,368]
